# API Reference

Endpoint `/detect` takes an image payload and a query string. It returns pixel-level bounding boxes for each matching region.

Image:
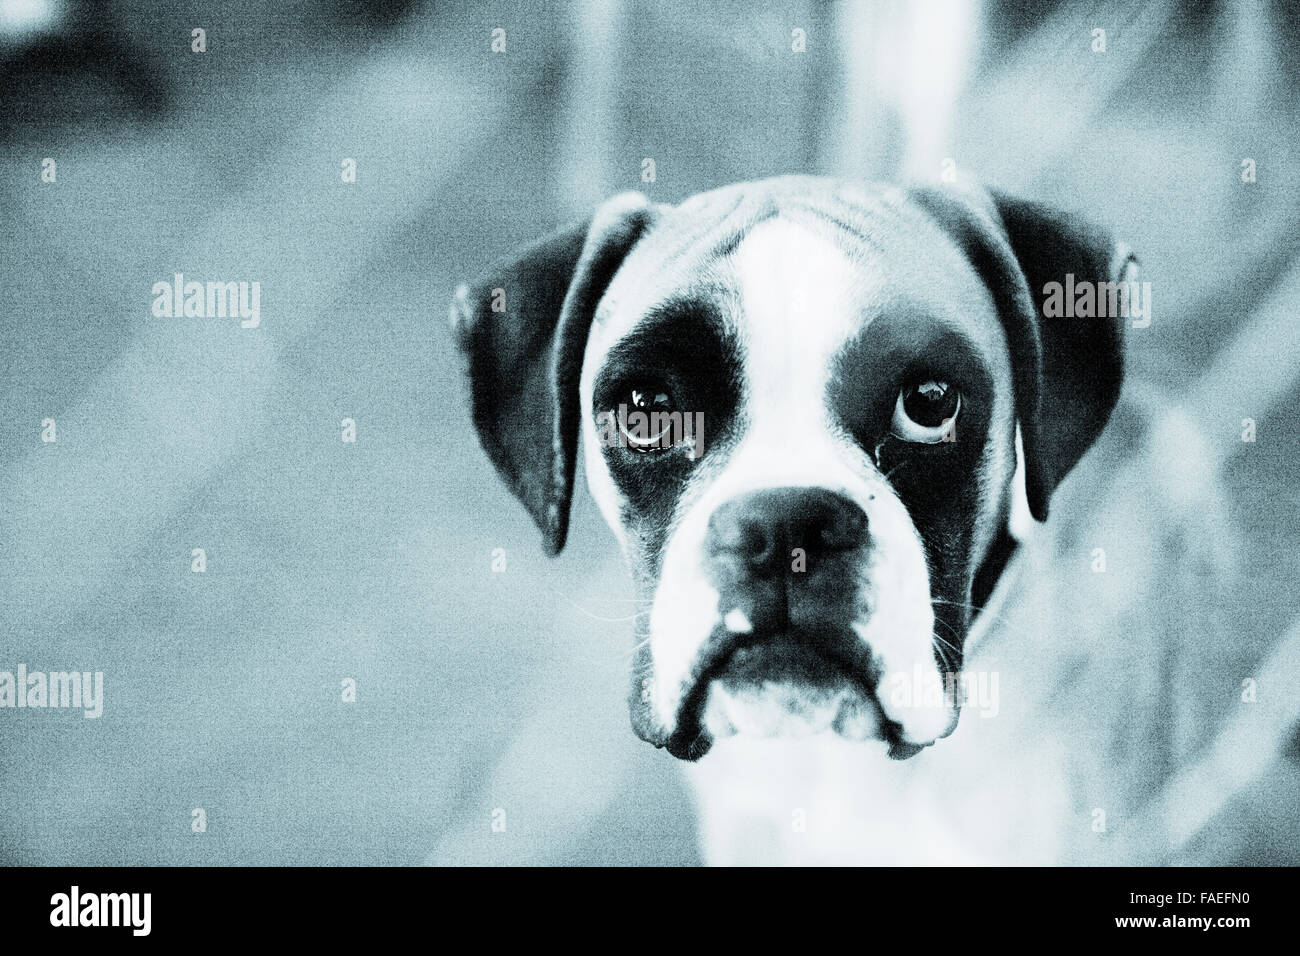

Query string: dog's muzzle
[664,487,917,760]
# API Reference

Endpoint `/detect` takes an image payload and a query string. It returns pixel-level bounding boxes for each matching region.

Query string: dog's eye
[616,385,680,453]
[891,380,960,443]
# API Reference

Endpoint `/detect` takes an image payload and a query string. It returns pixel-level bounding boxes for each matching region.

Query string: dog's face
[578,191,1020,759]
[453,177,1132,762]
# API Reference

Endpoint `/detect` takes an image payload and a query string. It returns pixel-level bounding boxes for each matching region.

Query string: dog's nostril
[811,505,867,551]
[708,509,776,566]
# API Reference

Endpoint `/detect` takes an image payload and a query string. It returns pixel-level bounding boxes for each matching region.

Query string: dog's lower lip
[886,739,927,760]
[666,630,912,760]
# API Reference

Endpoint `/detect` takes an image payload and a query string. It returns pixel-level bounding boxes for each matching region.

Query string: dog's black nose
[706,488,868,577]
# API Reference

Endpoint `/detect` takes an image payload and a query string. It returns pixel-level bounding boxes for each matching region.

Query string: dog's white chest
[681,547,1079,866]
[683,700,1070,866]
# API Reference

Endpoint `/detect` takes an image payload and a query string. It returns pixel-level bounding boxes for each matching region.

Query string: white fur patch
[1008,426,1033,542]
[723,608,753,633]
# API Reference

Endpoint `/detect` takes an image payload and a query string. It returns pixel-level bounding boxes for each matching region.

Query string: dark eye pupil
[903,381,956,427]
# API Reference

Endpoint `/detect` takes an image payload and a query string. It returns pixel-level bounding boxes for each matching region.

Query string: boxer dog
[451,177,1138,864]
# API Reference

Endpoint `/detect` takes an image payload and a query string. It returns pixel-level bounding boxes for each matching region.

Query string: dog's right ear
[450,193,656,556]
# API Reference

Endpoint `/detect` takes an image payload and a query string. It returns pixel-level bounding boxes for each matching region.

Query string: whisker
[571,598,656,604]
[930,636,957,672]
[931,597,986,614]
[559,594,653,623]
[930,625,963,674]
[931,630,961,656]
[626,633,653,654]
[931,615,963,643]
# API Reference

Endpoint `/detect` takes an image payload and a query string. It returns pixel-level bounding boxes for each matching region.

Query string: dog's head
[452,177,1133,761]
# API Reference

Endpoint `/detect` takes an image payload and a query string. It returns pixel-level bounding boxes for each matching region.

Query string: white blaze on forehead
[729,219,874,430]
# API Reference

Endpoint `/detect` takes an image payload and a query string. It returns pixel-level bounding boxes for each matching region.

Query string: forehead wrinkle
[628,190,758,282]
[771,206,893,266]
[640,177,902,280]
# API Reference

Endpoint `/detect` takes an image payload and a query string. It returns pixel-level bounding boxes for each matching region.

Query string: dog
[451,176,1146,864]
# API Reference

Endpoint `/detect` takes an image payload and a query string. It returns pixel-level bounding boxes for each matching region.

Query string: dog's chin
[703,674,883,743]
[662,637,932,761]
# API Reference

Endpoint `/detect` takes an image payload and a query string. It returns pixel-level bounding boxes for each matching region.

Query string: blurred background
[1,0,1297,865]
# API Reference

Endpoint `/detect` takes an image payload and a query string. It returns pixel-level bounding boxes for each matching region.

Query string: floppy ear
[450,193,656,555]
[910,186,1135,520]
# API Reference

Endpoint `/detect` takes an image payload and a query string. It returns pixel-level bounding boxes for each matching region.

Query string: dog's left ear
[450,193,656,555]
[911,185,1137,521]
